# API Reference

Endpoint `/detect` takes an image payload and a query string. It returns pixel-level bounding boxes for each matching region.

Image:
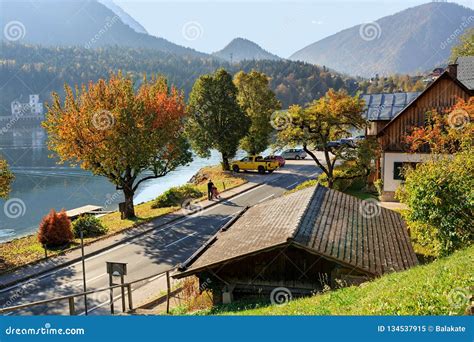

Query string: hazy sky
[116,0,474,57]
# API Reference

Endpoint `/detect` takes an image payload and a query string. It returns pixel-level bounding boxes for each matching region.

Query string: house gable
[377,72,472,152]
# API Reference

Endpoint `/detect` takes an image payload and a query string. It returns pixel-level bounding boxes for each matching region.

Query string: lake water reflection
[0,127,225,242]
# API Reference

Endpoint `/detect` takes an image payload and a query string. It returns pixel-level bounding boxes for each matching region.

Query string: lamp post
[79,228,88,315]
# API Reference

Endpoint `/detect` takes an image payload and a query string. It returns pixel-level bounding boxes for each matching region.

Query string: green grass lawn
[189,246,474,316]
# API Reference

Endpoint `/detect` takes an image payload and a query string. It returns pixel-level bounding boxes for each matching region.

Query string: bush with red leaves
[38,209,73,247]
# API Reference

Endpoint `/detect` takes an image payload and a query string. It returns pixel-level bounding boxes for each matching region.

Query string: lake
[0,127,232,242]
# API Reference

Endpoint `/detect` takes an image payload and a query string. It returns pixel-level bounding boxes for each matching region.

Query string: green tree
[450,28,474,61]
[43,73,192,219]
[277,89,369,188]
[396,150,473,256]
[0,157,14,199]
[398,97,474,256]
[234,71,281,155]
[186,68,250,170]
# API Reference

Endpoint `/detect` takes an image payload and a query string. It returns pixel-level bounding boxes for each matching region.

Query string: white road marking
[286,182,299,188]
[164,232,198,248]
[0,177,294,294]
[258,194,274,203]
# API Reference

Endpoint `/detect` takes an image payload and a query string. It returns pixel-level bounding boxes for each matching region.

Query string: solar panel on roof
[361,92,421,121]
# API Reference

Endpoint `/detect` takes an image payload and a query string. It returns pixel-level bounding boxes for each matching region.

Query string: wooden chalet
[174,185,418,304]
[364,57,474,201]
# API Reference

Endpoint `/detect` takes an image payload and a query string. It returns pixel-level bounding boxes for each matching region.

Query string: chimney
[447,63,458,79]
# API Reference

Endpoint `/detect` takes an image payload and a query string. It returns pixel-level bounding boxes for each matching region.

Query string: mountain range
[0,0,205,57]
[213,38,281,62]
[290,2,474,77]
[98,0,148,34]
[0,0,472,77]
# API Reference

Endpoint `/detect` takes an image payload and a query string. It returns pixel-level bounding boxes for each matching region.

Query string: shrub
[38,209,73,247]
[405,219,442,258]
[181,276,214,312]
[72,215,108,238]
[396,150,474,256]
[374,179,383,196]
[152,184,204,208]
[317,170,365,191]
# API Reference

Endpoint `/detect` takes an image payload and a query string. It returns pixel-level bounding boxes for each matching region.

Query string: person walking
[212,185,221,199]
[207,179,214,200]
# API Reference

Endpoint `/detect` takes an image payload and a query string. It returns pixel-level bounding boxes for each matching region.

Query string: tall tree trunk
[122,185,136,219]
[324,148,335,189]
[221,152,230,171]
[327,171,334,189]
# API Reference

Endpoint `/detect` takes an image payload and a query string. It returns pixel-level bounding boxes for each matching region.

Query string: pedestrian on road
[212,185,221,199]
[207,179,214,200]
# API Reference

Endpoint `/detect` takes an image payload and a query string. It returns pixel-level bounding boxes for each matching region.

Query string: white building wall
[10,95,43,116]
[382,152,433,192]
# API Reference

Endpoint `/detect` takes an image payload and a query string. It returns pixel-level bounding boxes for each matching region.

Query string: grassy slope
[196,246,474,316]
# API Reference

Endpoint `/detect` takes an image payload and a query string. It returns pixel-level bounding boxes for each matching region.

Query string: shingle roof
[456,56,474,90]
[177,185,418,277]
[362,92,421,121]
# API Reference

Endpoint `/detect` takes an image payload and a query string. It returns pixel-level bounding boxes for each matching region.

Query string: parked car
[264,155,285,167]
[280,149,307,160]
[231,156,280,174]
[353,135,365,143]
[326,141,341,148]
[339,138,356,147]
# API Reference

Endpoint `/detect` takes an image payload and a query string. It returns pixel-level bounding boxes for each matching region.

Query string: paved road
[0,161,319,315]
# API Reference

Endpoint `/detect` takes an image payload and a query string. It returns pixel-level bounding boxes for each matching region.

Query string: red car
[265,155,285,167]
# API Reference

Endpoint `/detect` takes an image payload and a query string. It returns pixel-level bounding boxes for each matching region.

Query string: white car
[280,148,307,160]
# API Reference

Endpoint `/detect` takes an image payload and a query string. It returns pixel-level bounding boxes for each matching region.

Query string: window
[393,162,419,180]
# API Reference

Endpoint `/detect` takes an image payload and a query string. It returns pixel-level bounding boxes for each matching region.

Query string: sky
[116,0,474,57]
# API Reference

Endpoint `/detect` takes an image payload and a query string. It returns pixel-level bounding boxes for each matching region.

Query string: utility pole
[80,229,88,315]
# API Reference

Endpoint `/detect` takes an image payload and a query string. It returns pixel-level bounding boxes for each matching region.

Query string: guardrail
[0,268,175,316]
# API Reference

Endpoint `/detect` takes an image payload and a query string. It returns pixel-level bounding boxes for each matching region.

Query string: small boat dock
[65,205,105,220]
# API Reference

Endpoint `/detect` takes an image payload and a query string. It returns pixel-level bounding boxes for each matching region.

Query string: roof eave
[376,71,472,137]
[173,241,291,279]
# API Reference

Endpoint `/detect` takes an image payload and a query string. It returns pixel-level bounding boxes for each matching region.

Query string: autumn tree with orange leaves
[43,73,192,219]
[404,97,473,154]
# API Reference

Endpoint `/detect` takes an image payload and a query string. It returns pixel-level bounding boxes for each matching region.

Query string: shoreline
[0,165,247,275]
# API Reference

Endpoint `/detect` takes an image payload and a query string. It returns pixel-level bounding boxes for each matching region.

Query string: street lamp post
[80,228,88,315]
